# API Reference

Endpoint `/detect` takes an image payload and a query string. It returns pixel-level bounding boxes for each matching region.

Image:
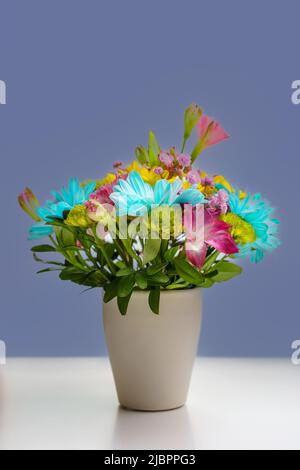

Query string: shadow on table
[111,405,195,450]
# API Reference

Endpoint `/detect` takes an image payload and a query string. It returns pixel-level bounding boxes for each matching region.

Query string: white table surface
[0,358,299,450]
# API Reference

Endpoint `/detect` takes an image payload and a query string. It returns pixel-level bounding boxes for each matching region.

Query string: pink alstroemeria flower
[89,184,114,205]
[185,207,238,269]
[187,170,201,185]
[159,152,174,168]
[196,115,230,149]
[208,189,229,215]
[177,153,191,168]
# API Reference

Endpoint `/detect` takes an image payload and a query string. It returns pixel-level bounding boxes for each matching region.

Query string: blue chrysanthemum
[29,178,96,240]
[228,191,280,263]
[110,171,206,216]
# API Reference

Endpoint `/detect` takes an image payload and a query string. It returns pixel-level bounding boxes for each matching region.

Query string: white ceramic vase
[103,288,202,411]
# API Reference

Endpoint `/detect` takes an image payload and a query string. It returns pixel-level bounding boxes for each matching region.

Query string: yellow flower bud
[65,205,92,228]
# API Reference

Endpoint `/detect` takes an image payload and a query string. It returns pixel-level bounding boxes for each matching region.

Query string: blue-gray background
[0,0,298,357]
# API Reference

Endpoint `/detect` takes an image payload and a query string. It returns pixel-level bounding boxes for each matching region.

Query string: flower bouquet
[19,104,280,410]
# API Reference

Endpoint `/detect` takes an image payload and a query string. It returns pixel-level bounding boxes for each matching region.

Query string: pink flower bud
[76,240,83,249]
[159,152,174,168]
[177,153,191,168]
[187,170,201,185]
[18,188,41,222]
[201,176,214,187]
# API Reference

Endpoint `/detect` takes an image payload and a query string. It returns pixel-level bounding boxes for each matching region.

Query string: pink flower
[118,173,128,182]
[201,176,214,187]
[159,152,174,168]
[208,189,229,215]
[187,170,201,185]
[185,207,238,269]
[85,200,97,213]
[154,167,164,175]
[196,115,230,149]
[177,153,191,168]
[89,185,113,205]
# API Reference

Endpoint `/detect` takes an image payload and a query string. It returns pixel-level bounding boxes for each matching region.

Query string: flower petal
[186,242,207,269]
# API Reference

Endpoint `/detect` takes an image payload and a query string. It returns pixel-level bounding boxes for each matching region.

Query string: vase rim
[132,287,202,295]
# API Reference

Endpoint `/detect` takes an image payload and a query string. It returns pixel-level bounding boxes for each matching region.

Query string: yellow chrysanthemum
[168,176,178,184]
[239,190,247,200]
[159,170,170,180]
[96,173,117,188]
[213,175,232,193]
[138,168,159,186]
[65,205,92,229]
[183,180,191,190]
[214,174,247,200]
[197,183,216,197]
[220,213,256,245]
[126,161,141,173]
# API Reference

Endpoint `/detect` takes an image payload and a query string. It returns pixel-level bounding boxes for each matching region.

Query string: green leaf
[54,226,75,250]
[59,267,82,281]
[116,267,134,277]
[117,293,132,316]
[148,131,160,166]
[166,282,190,290]
[135,145,149,165]
[37,268,61,274]
[122,237,143,268]
[146,263,167,276]
[143,239,161,264]
[205,269,218,279]
[174,258,204,285]
[135,272,148,290]
[103,279,119,303]
[33,253,65,266]
[164,247,179,262]
[61,246,80,252]
[81,286,97,294]
[202,250,220,272]
[148,273,169,284]
[216,261,242,272]
[211,261,242,282]
[59,267,105,287]
[105,243,116,259]
[115,261,127,269]
[182,103,203,151]
[117,274,136,298]
[61,228,76,247]
[31,245,56,253]
[149,288,160,314]
[199,278,214,288]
